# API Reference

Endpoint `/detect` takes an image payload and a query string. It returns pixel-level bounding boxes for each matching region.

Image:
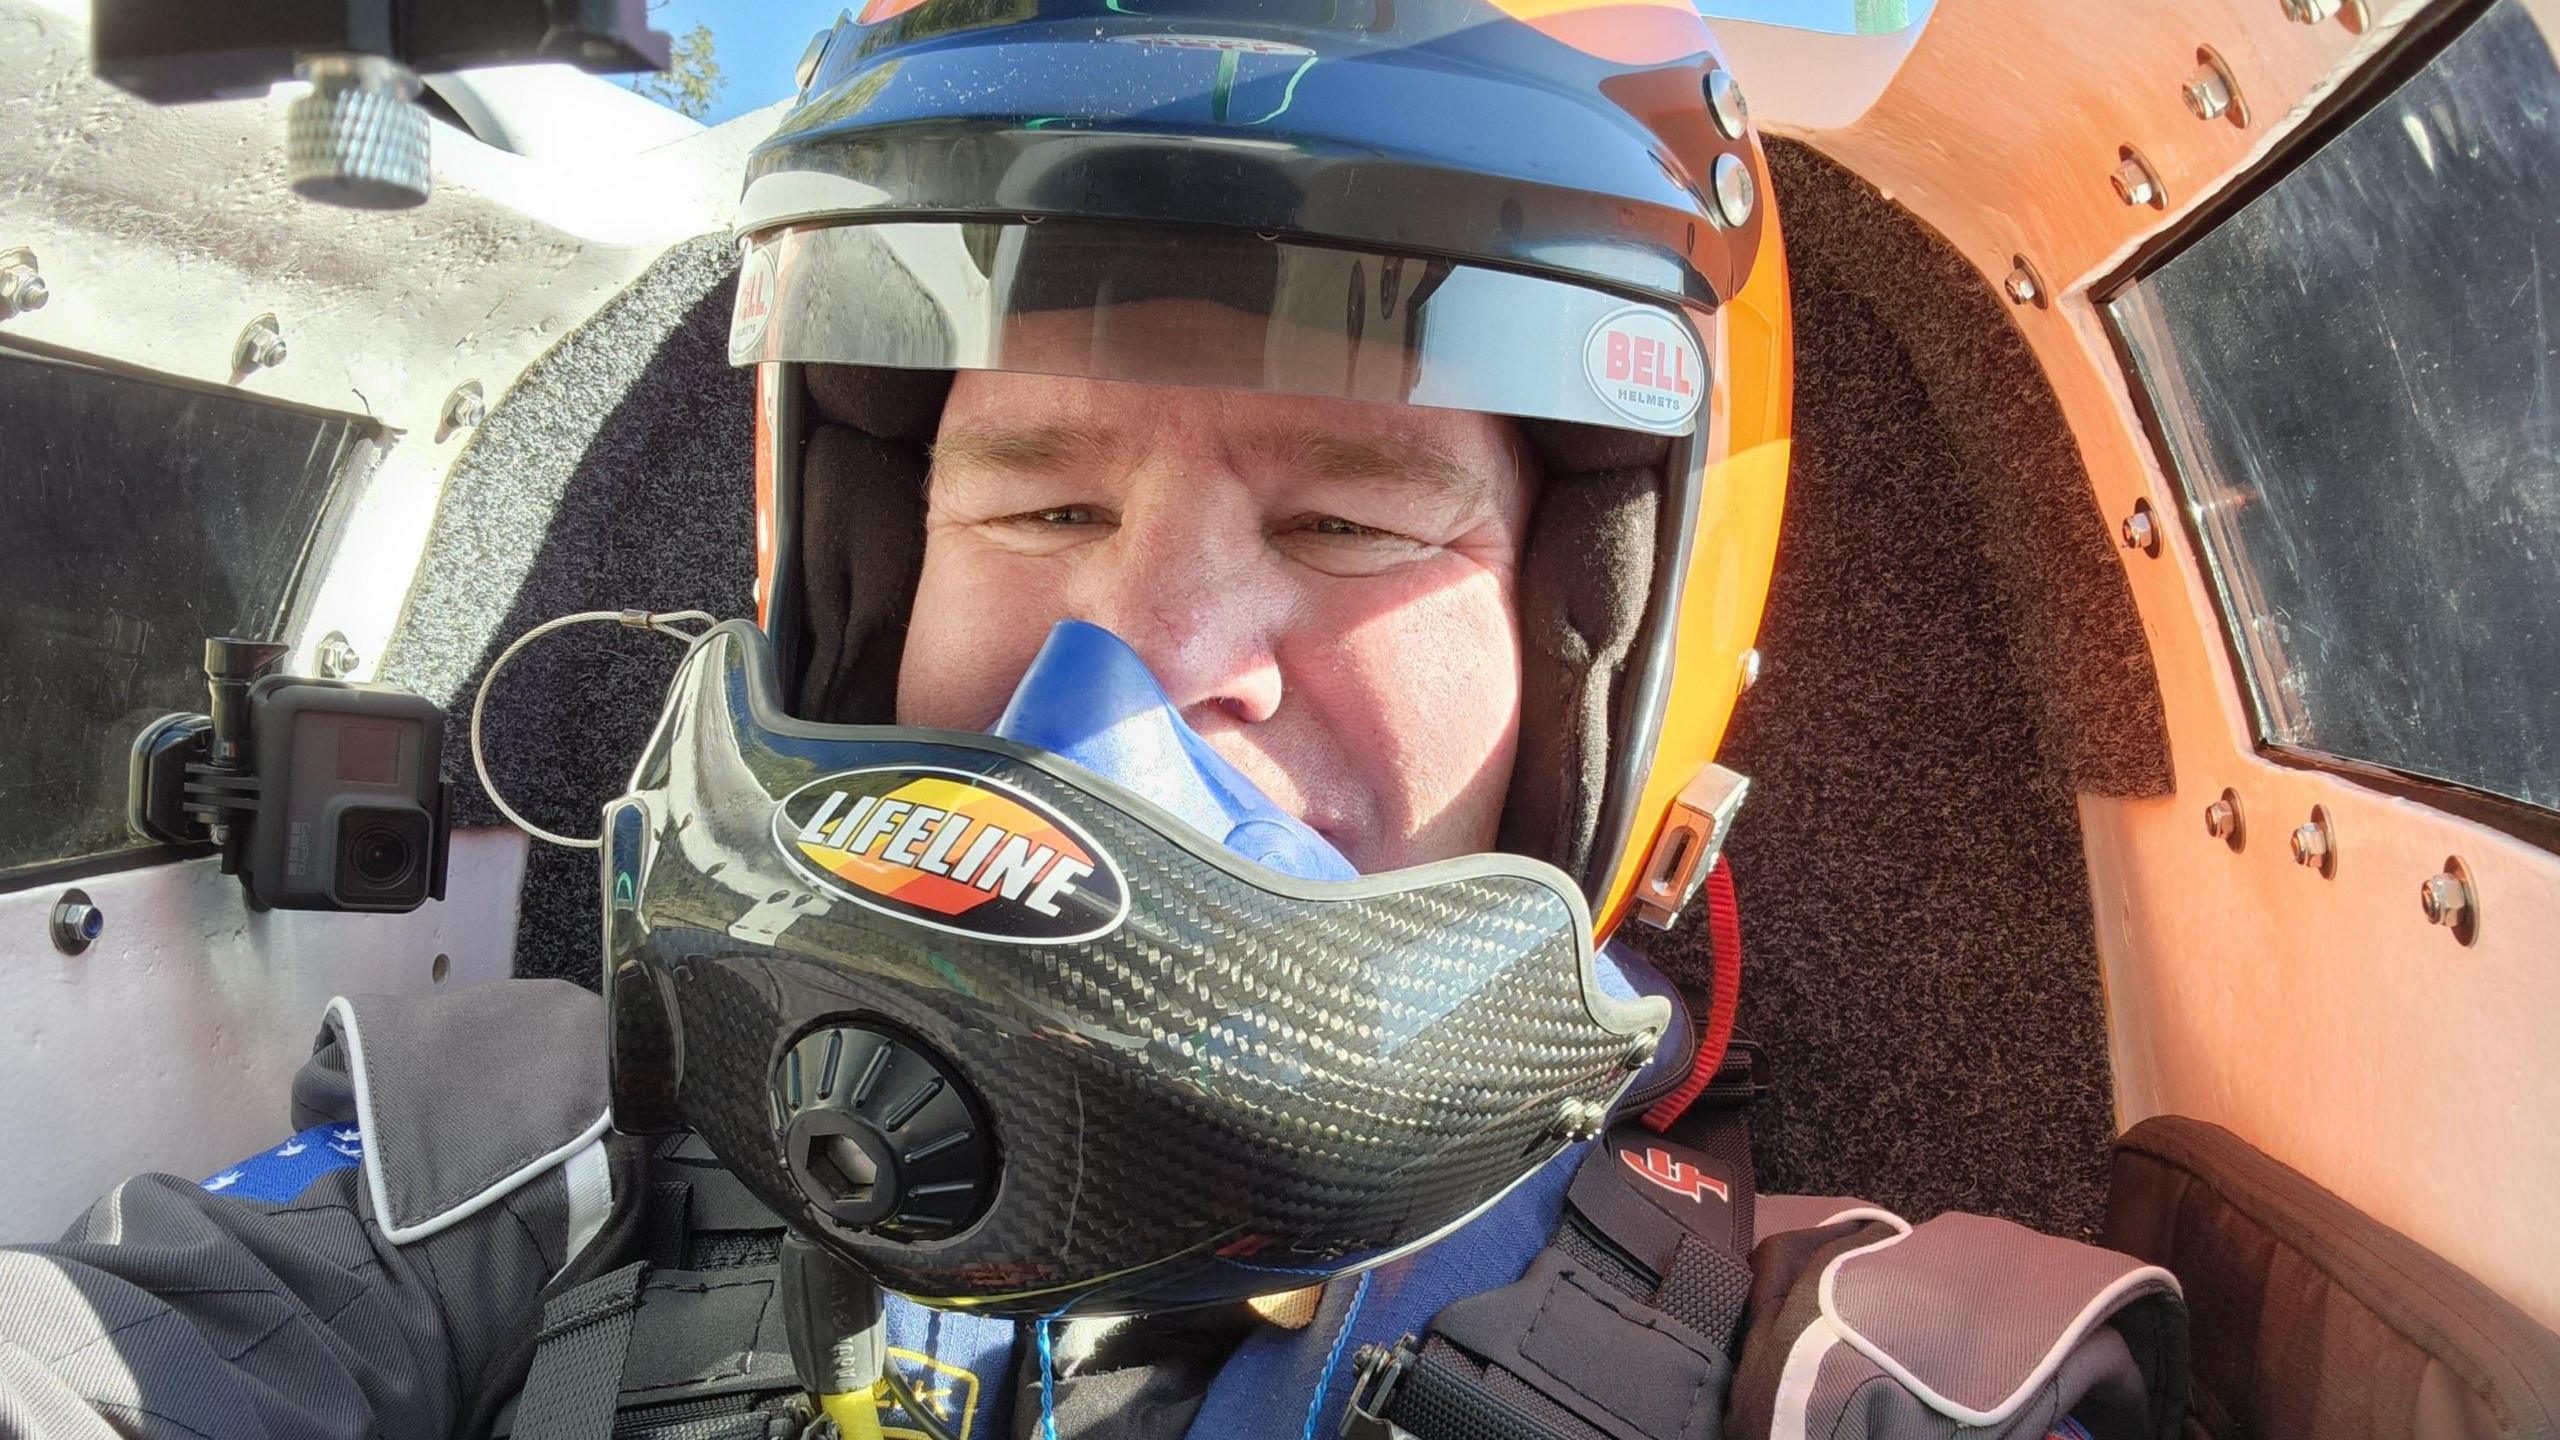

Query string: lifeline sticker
[775,766,1129,944]
[1582,305,1706,431]
[730,245,777,363]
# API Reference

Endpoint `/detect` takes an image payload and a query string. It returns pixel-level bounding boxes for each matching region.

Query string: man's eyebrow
[1231,426,1494,505]
[929,421,1124,477]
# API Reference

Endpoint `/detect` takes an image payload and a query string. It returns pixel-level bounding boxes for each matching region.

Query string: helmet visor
[731,220,1713,435]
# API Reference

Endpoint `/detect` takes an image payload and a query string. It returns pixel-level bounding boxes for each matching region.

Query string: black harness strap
[1348,1104,1758,1440]
[513,1261,649,1440]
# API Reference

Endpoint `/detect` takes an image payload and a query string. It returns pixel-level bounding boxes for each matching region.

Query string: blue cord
[1299,1271,1374,1440]
[1037,1315,1059,1440]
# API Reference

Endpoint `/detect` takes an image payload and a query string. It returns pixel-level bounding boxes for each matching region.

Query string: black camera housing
[241,677,450,912]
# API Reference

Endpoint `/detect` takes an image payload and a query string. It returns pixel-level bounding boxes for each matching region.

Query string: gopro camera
[131,638,450,913]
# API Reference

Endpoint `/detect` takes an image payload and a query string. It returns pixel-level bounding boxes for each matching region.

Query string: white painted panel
[0,827,527,1241]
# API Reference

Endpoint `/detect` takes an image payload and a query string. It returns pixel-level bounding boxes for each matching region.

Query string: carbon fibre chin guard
[603,621,1667,1315]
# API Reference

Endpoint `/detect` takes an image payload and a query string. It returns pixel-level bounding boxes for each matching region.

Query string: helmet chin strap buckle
[1631,764,1750,930]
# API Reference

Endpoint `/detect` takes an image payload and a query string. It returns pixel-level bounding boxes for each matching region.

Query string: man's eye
[1300,514,1393,539]
[1009,505,1103,527]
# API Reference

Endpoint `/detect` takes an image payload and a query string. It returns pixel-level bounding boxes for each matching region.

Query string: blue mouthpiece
[989,620,1358,882]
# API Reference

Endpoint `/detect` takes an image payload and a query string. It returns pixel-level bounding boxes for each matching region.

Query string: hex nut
[2121,501,2161,556]
[2290,806,2336,876]
[236,315,288,371]
[444,381,488,431]
[315,632,361,680]
[2284,0,2344,21]
[2112,153,2164,209]
[2205,789,2244,850]
[2419,856,2478,945]
[2183,67,2232,121]
[50,889,101,957]
[0,250,48,319]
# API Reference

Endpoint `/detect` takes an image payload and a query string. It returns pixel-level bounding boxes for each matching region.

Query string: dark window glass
[0,351,379,878]
[2111,0,2560,813]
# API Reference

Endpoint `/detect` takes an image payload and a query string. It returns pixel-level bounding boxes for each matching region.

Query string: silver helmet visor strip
[604,623,1669,1315]
[730,220,1712,436]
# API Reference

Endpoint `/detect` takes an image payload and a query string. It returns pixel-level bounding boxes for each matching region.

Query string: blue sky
[641,0,1929,125]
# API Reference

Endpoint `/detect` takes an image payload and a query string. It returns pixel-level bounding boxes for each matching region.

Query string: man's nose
[1077,513,1286,729]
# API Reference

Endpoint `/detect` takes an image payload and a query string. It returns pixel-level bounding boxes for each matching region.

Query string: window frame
[2094,0,2560,853]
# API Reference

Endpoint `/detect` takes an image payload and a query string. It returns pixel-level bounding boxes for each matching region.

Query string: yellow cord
[819,1384,887,1440]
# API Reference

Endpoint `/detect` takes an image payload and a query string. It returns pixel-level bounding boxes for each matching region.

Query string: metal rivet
[236,314,288,371]
[2205,788,2244,850]
[1704,68,1749,139]
[443,380,487,432]
[1738,648,1763,693]
[315,631,361,680]
[1711,153,1756,227]
[2290,805,2336,878]
[2121,500,2161,556]
[2420,856,2477,945]
[50,889,101,957]
[2112,150,2165,209]
[1,247,48,319]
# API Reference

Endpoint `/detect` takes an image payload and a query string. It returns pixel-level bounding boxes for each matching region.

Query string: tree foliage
[632,22,726,121]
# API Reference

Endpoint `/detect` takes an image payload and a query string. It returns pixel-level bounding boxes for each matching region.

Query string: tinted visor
[732,220,1712,435]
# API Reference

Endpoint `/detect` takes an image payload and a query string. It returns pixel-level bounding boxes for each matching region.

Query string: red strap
[1640,858,1742,1133]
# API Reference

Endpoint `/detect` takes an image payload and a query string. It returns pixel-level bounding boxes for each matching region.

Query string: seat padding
[2106,1116,2560,1440]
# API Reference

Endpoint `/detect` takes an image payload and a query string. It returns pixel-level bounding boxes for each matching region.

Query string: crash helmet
[605,0,1792,1315]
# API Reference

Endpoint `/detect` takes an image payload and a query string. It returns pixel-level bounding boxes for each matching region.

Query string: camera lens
[350,826,415,887]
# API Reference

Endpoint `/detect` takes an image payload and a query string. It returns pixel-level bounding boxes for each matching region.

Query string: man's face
[896,369,1538,873]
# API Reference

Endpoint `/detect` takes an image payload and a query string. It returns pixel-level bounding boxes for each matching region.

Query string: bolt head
[316,635,361,679]
[49,889,100,957]
[1712,153,1756,227]
[2121,509,2158,552]
[2284,0,2344,21]
[2183,69,2233,121]
[2112,157,2161,208]
[1738,647,1763,692]
[446,388,488,429]
[2419,873,2468,926]
[3,268,49,315]
[1704,68,1749,139]
[2205,799,2238,838]
[2003,266,2040,305]
[2290,822,2329,866]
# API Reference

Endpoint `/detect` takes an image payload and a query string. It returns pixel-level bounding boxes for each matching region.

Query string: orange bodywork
[1595,189,1793,940]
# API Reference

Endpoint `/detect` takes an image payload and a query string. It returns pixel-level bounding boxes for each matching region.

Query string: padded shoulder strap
[1347,1110,1757,1440]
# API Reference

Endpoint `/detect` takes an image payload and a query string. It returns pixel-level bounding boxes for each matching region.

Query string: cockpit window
[0,351,381,880]
[2110,0,2560,817]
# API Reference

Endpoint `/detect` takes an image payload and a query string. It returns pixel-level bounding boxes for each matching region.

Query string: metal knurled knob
[287,55,431,210]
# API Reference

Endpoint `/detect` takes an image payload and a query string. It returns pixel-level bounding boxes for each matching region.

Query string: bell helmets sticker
[730,246,777,363]
[774,766,1129,945]
[1583,306,1705,431]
